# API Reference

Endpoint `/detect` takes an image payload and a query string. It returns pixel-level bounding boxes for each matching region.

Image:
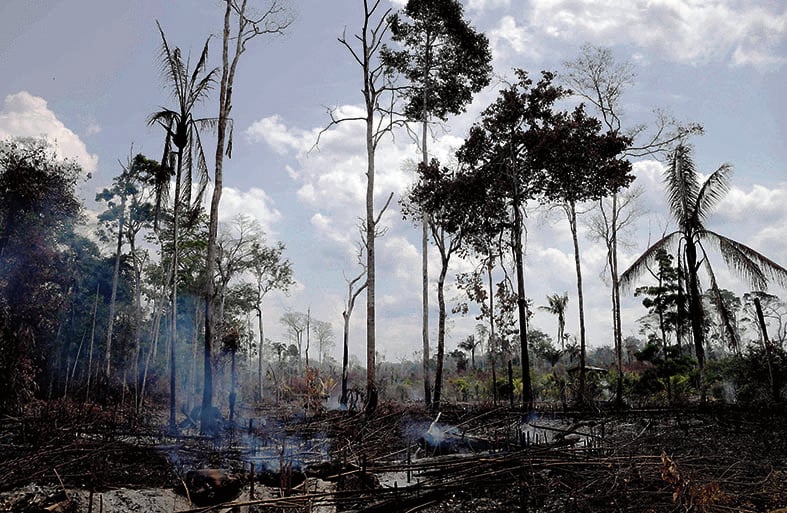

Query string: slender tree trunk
[86,283,99,402]
[105,195,126,381]
[257,306,264,402]
[169,151,182,434]
[365,108,378,413]
[132,251,142,408]
[341,311,350,407]
[488,258,497,405]
[432,242,448,409]
[202,0,236,434]
[421,72,431,408]
[754,297,779,403]
[608,194,625,408]
[513,203,532,410]
[684,239,706,402]
[566,202,588,405]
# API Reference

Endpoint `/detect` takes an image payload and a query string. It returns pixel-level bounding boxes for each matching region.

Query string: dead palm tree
[148,21,218,433]
[539,293,569,350]
[621,144,787,400]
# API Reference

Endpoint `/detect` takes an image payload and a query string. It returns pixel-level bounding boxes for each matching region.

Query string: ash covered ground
[2,401,786,512]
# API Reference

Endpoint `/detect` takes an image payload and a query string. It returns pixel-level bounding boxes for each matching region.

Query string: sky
[1,0,786,364]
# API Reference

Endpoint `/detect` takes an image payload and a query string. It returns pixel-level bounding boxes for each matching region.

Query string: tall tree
[456,70,565,410]
[0,138,84,413]
[539,293,569,350]
[406,159,486,408]
[202,0,292,433]
[314,320,335,366]
[322,0,400,413]
[534,104,633,404]
[248,238,293,402]
[563,44,701,406]
[95,161,133,382]
[621,144,787,401]
[383,0,491,407]
[149,22,217,433]
[634,248,683,352]
[341,244,367,407]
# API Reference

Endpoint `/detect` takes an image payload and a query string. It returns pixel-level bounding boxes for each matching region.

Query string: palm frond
[664,144,700,230]
[695,163,732,223]
[147,109,178,129]
[708,231,787,289]
[155,21,186,105]
[192,126,211,202]
[702,258,739,351]
[620,231,682,292]
[192,36,213,86]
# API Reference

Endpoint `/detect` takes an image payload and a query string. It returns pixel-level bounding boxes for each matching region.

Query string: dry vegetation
[2,400,786,512]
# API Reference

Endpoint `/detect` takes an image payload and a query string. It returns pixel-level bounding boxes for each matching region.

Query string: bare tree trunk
[105,194,126,381]
[567,202,588,405]
[421,85,431,408]
[365,106,378,413]
[487,259,497,405]
[202,0,234,434]
[257,307,264,402]
[86,283,99,403]
[754,297,779,403]
[169,151,182,434]
[513,204,532,410]
[432,244,448,409]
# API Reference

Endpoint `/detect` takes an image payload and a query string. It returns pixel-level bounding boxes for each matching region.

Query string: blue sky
[2,0,786,362]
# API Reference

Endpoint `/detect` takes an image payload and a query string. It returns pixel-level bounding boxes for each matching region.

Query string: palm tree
[148,21,218,433]
[539,293,569,350]
[621,144,787,400]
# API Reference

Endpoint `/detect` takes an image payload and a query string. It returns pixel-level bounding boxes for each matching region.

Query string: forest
[1,1,786,512]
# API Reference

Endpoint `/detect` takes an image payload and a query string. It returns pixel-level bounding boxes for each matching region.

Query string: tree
[563,44,701,407]
[202,0,292,433]
[280,311,308,365]
[324,0,399,414]
[539,293,569,350]
[456,70,565,410]
[742,291,787,348]
[0,138,84,413]
[248,237,293,401]
[341,244,367,407]
[458,335,479,369]
[634,248,683,352]
[96,154,157,404]
[621,144,787,401]
[383,0,491,408]
[149,22,217,433]
[314,320,335,366]
[405,159,484,408]
[534,104,633,404]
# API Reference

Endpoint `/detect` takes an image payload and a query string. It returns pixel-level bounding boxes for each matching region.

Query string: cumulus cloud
[526,0,787,68]
[214,185,283,236]
[0,91,99,173]
[246,114,315,155]
[468,0,511,12]
[488,15,539,62]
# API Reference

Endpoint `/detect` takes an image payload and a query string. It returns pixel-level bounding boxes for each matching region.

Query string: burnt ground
[1,400,786,512]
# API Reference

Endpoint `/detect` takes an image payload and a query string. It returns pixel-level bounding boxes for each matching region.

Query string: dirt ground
[1,401,786,512]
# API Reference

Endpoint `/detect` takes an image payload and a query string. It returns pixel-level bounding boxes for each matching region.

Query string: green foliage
[382,0,492,122]
[712,347,786,404]
[0,138,85,413]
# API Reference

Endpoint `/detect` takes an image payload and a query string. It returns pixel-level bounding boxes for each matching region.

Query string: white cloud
[245,114,315,155]
[0,91,99,173]
[525,0,787,68]
[468,0,511,12]
[215,186,283,236]
[489,15,539,62]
